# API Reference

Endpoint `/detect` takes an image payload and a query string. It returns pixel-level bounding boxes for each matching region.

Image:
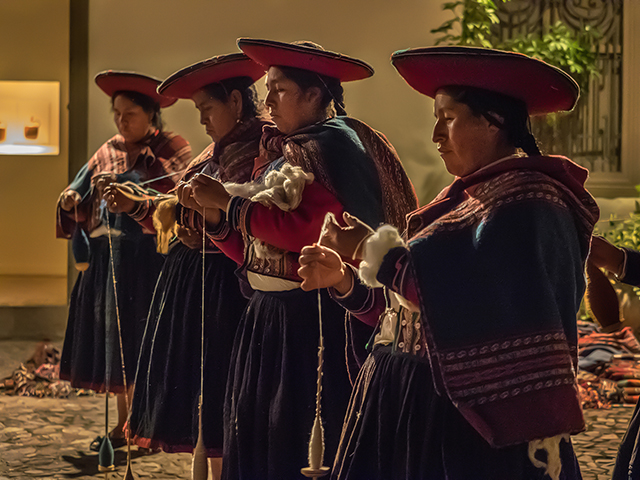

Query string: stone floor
[0,340,636,479]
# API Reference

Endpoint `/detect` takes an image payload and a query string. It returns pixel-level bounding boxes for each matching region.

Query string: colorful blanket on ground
[0,343,92,398]
[577,320,640,406]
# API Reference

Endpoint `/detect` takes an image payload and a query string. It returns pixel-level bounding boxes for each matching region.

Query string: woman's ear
[304,86,323,108]
[229,89,243,120]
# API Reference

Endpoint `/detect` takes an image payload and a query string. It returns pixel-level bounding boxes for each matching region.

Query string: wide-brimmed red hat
[158,53,266,99]
[391,46,579,115]
[94,71,177,108]
[237,38,374,82]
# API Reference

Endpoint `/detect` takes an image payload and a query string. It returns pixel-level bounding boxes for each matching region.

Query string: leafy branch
[431,0,602,91]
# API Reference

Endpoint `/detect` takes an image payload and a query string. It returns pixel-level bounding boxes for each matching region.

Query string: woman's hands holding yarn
[176,179,222,227]
[319,212,374,261]
[190,174,231,212]
[298,244,353,294]
[103,183,136,214]
[59,190,82,211]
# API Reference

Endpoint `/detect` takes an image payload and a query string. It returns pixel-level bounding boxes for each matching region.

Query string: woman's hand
[202,208,222,227]
[59,190,82,211]
[103,184,137,214]
[319,212,374,260]
[176,180,222,227]
[176,181,202,212]
[298,244,353,294]
[93,173,117,195]
[590,235,625,276]
[176,225,203,250]
[191,174,231,211]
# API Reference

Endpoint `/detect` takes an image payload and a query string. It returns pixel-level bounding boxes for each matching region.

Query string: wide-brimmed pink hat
[391,46,579,115]
[158,53,266,99]
[237,38,374,82]
[95,71,177,108]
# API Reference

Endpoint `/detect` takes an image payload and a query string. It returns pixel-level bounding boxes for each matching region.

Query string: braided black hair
[442,85,542,156]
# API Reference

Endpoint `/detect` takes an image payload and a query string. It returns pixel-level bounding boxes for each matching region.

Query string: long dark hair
[111,90,163,131]
[201,76,263,120]
[441,85,541,156]
[277,65,347,117]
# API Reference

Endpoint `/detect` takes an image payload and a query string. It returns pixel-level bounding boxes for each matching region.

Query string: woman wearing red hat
[104,53,269,476]
[187,38,417,480]
[56,71,191,450]
[298,46,600,479]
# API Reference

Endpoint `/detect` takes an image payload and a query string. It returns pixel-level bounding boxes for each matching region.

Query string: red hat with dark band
[391,46,579,116]
[237,38,374,82]
[94,71,177,108]
[158,53,266,99]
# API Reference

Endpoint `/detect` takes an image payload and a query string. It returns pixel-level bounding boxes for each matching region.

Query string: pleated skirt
[60,233,164,393]
[612,399,640,480]
[222,288,354,480]
[332,345,583,480]
[129,243,248,456]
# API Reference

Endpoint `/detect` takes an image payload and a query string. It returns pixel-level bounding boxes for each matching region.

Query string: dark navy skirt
[222,288,354,480]
[129,243,247,456]
[60,231,164,393]
[332,345,583,480]
[612,400,640,480]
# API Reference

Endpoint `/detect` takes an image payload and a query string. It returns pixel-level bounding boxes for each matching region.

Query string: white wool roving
[359,225,406,288]
[224,163,314,212]
[527,434,569,480]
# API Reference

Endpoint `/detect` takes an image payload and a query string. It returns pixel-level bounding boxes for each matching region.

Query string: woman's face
[113,94,153,144]
[191,89,239,143]
[264,66,321,135]
[432,90,500,177]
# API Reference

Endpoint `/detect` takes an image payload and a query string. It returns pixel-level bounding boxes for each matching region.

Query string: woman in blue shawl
[298,46,600,480]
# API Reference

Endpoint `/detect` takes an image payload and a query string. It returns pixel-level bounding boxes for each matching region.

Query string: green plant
[431,1,602,92]
[598,203,640,252]
[431,0,501,48]
[595,202,640,298]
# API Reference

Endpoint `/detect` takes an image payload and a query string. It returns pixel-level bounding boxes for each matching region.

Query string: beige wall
[0,0,69,276]
[87,0,455,204]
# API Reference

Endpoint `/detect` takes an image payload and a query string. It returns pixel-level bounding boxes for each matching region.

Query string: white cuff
[358,225,406,288]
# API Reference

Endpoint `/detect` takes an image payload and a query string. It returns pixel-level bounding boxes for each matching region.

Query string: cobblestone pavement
[0,341,636,479]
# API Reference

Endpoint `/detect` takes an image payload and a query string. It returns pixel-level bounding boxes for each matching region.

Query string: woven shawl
[257,117,417,230]
[404,155,599,447]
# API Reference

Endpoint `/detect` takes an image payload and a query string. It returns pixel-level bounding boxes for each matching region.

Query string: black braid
[327,80,347,116]
[517,132,541,156]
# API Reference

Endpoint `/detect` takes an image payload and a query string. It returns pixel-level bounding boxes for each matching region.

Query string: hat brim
[158,53,267,99]
[391,46,579,116]
[95,71,177,108]
[237,38,374,82]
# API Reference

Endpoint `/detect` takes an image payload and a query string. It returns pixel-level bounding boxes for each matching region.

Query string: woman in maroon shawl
[56,71,191,450]
[106,53,268,477]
